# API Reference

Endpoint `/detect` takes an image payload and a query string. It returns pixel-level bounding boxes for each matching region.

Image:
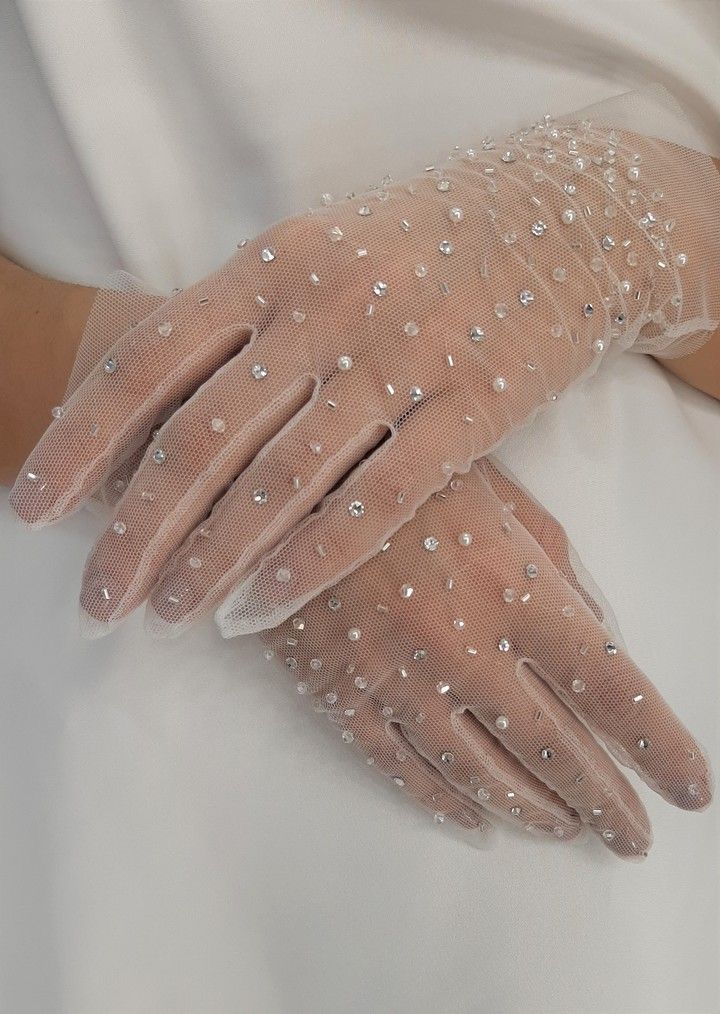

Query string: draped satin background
[1,2,718,1012]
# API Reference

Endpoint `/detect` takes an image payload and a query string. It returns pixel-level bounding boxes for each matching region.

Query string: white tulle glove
[9,88,720,638]
[258,459,711,860]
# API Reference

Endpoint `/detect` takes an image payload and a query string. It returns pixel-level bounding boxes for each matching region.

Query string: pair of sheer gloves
[10,91,720,860]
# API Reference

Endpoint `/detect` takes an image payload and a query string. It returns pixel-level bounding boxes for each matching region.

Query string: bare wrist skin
[654,157,720,400]
[0,254,96,485]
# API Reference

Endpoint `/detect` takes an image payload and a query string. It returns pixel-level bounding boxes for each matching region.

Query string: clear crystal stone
[103,357,118,374]
[152,448,166,464]
[410,386,423,403]
[519,290,535,307]
[251,363,268,380]
[328,227,343,241]
[275,567,292,583]
[498,638,511,652]
[112,520,127,535]
[571,678,586,693]
[525,563,539,579]
[404,321,419,337]
[358,205,372,216]
[436,681,451,695]
[347,628,361,642]
[260,247,276,262]
[210,417,226,432]
[540,747,554,761]
[440,752,454,764]
[605,641,618,655]
[157,321,173,337]
[494,303,509,320]
[531,220,547,237]
[423,536,439,552]
[438,240,453,255]
[348,500,365,518]
[449,207,464,222]
[252,488,268,505]
[372,280,388,296]
[561,208,576,225]
[188,557,202,569]
[51,405,65,419]
[552,267,567,282]
[400,584,414,598]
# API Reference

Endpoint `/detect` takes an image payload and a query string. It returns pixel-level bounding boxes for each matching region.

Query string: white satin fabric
[1,2,718,1012]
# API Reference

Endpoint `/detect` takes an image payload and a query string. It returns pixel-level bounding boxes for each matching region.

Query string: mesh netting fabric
[258,458,711,860]
[9,90,720,643]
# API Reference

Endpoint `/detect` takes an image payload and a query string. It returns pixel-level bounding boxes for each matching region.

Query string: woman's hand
[9,113,720,637]
[259,458,711,859]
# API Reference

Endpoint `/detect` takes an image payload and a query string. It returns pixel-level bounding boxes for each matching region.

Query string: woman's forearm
[0,254,96,485]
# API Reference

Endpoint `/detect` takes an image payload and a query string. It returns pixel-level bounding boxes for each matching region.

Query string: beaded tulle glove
[10,89,720,637]
[258,459,711,860]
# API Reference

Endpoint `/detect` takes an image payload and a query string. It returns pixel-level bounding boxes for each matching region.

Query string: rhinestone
[492,376,507,393]
[275,567,292,583]
[561,208,576,225]
[414,264,428,278]
[157,321,173,337]
[519,290,535,307]
[571,678,586,693]
[436,179,450,192]
[260,247,276,262]
[602,829,616,841]
[498,638,511,653]
[503,588,516,603]
[285,657,298,670]
[552,267,567,282]
[358,205,371,216]
[602,235,616,251]
[453,618,465,630]
[494,303,509,320]
[583,303,594,317]
[525,563,539,579]
[296,682,308,695]
[440,752,454,764]
[381,706,393,718]
[469,325,485,342]
[675,253,688,267]
[503,232,517,245]
[400,584,414,599]
[501,150,516,163]
[210,417,226,433]
[328,597,341,611]
[188,557,202,569]
[328,227,343,241]
[540,747,554,761]
[310,658,323,671]
[423,536,439,552]
[51,405,65,419]
[252,488,268,505]
[531,220,547,237]
[563,183,577,196]
[511,806,522,817]
[688,783,700,798]
[152,448,166,464]
[476,788,490,801]
[103,357,118,374]
[292,310,306,323]
[413,649,427,661]
[347,628,361,642]
[112,520,127,536]
[604,641,618,655]
[372,281,388,297]
[354,676,367,690]
[436,682,451,695]
[337,355,353,371]
[410,386,423,403]
[627,166,640,182]
[251,363,268,380]
[309,443,322,455]
[342,730,355,744]
[348,500,365,518]
[458,532,472,547]
[573,157,588,171]
[627,251,639,267]
[404,321,419,337]
[449,207,464,222]
[439,240,454,255]
[495,715,509,730]
[637,737,650,750]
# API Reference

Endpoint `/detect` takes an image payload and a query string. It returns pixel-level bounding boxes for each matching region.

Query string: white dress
[1,3,718,1011]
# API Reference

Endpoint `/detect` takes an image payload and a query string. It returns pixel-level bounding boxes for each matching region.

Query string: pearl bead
[495,715,509,730]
